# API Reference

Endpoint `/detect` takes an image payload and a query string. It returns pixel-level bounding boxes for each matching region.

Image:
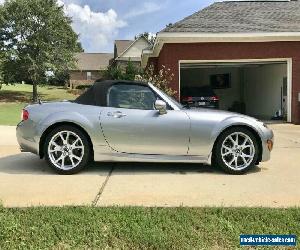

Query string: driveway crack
[92,164,114,206]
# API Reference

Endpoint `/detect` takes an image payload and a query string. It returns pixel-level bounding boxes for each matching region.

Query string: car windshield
[149,83,183,110]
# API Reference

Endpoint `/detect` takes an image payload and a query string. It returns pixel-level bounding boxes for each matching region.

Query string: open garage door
[180,60,292,122]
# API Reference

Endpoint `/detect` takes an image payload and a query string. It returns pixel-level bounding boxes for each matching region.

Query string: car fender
[206,116,265,163]
[36,111,106,151]
[38,111,93,134]
[210,116,264,144]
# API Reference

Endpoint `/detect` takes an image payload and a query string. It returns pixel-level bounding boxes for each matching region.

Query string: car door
[100,83,190,155]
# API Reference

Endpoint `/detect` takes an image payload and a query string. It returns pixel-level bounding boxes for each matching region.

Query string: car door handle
[107,111,127,118]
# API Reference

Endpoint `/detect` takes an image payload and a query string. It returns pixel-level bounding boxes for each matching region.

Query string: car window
[108,84,157,110]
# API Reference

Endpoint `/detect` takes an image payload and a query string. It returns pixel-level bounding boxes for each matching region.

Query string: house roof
[115,36,151,61]
[115,40,134,57]
[162,0,300,33]
[74,53,113,71]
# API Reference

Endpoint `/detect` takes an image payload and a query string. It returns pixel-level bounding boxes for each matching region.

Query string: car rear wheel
[213,127,259,174]
[44,125,91,174]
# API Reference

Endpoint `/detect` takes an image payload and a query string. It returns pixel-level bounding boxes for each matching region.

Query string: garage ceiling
[180,62,286,69]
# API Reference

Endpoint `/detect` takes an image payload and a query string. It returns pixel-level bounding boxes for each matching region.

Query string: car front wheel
[213,127,259,174]
[44,125,91,174]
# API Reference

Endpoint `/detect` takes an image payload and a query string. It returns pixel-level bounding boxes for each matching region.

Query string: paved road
[0,124,299,207]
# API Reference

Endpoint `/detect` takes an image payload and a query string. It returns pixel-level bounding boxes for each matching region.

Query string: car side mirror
[155,100,167,115]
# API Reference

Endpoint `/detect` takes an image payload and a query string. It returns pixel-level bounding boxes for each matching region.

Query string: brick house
[69,53,113,88]
[142,0,300,124]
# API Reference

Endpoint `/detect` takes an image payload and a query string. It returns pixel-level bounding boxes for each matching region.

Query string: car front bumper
[260,127,274,162]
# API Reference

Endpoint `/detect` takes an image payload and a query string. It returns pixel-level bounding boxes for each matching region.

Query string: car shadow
[0,153,261,175]
[107,162,261,175]
[0,153,111,176]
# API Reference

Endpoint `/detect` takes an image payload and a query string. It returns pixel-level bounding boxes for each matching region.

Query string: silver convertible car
[16,80,274,175]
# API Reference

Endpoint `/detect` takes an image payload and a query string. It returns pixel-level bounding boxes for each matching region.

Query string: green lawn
[0,206,299,249]
[0,103,26,126]
[0,84,77,126]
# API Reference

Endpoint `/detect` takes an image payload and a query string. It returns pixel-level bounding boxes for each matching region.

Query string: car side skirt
[94,152,209,163]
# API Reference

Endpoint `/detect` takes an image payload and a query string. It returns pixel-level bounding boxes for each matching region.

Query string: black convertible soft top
[74,80,149,107]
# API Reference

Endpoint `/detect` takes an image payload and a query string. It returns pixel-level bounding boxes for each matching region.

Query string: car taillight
[182,96,193,102]
[211,96,219,101]
[22,109,29,121]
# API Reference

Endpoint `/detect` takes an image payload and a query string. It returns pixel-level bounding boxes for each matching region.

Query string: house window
[87,72,92,80]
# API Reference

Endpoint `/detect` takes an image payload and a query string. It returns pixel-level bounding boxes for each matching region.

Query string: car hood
[184,108,259,123]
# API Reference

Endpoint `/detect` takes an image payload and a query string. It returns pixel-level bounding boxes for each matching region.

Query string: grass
[0,103,26,126]
[0,84,76,102]
[0,84,77,126]
[0,206,299,249]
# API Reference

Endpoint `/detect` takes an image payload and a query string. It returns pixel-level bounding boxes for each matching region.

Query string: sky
[57,0,217,52]
[0,0,218,52]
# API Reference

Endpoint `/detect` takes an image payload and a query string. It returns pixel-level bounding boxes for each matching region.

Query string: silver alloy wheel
[48,130,84,170]
[221,132,255,171]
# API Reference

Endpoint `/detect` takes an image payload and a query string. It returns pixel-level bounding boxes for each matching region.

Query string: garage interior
[180,62,288,121]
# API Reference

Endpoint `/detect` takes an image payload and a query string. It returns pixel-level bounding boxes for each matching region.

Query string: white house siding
[121,38,150,59]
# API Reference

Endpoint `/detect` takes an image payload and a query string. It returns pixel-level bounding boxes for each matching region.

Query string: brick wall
[69,70,105,88]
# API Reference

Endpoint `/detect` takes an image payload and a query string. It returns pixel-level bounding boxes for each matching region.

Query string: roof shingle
[162,1,300,33]
[115,40,133,57]
[74,53,113,71]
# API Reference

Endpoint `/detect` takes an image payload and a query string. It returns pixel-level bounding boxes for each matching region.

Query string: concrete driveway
[0,124,299,207]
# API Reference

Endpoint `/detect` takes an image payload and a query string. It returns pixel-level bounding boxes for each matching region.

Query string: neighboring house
[142,0,300,124]
[69,53,113,88]
[113,36,151,68]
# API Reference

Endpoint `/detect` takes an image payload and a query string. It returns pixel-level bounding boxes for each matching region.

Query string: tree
[104,60,140,81]
[135,32,156,44]
[0,0,82,101]
[0,53,4,89]
[1,58,34,83]
[104,64,124,80]
[123,60,140,80]
[47,69,69,86]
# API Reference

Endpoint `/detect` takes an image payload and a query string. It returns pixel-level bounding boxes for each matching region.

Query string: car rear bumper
[183,102,219,109]
[16,121,39,155]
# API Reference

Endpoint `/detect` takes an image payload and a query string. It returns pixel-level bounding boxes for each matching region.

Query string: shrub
[104,61,140,81]
[136,64,177,98]
[103,61,177,98]
[75,84,92,90]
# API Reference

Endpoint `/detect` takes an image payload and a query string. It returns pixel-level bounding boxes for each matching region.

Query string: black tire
[44,125,91,175]
[212,127,259,175]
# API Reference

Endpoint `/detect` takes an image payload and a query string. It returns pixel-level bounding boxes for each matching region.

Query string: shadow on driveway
[0,153,261,175]
[0,153,110,176]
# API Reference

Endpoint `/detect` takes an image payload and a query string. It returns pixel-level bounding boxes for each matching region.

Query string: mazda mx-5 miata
[16,80,274,175]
